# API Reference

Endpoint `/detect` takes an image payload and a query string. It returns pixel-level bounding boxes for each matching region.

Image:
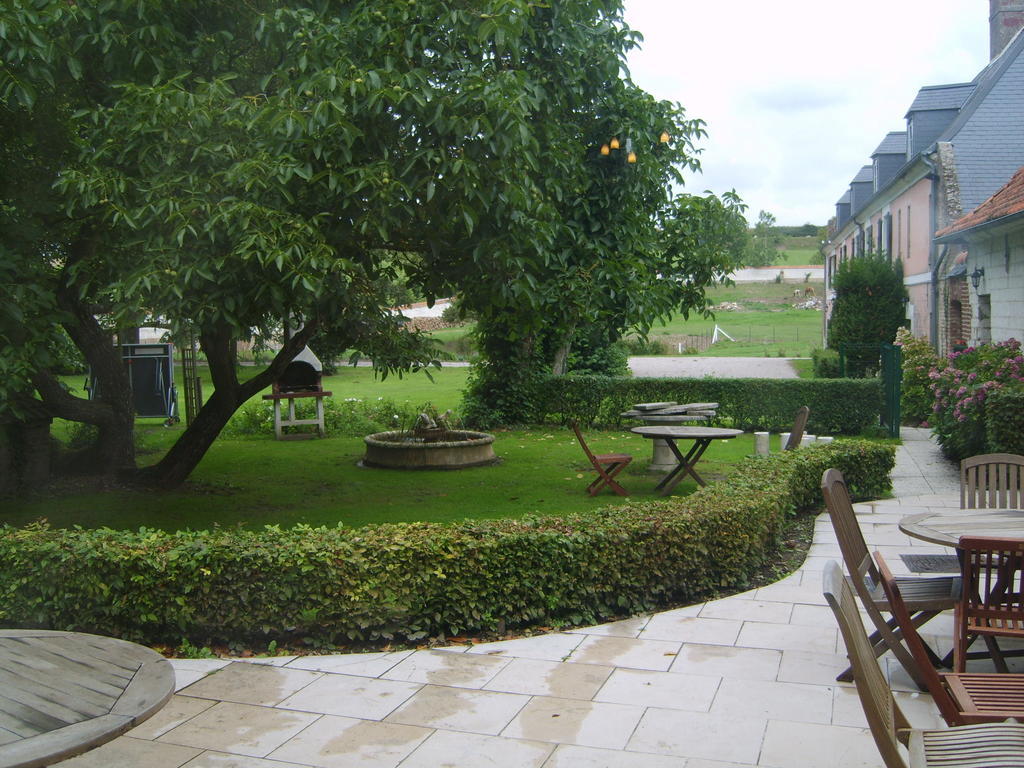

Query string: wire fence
[659,325,824,354]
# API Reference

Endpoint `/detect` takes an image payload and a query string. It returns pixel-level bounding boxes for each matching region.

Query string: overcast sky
[623,1,991,226]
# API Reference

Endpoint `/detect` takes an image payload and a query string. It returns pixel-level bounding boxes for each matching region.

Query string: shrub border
[0,440,894,648]
[535,375,883,434]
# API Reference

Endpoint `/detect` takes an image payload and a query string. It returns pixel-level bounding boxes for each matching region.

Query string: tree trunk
[551,324,574,376]
[139,319,321,488]
[31,235,137,479]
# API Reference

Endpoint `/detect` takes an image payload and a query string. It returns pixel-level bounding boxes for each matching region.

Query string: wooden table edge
[0,632,175,768]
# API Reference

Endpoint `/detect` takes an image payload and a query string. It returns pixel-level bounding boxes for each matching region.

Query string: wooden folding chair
[822,468,959,690]
[571,421,632,497]
[876,550,1024,725]
[961,454,1024,509]
[783,405,810,450]
[956,535,1024,673]
[823,560,1024,768]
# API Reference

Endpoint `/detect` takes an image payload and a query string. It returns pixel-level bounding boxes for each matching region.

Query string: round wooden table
[622,403,720,472]
[899,509,1024,548]
[630,425,743,495]
[0,629,175,768]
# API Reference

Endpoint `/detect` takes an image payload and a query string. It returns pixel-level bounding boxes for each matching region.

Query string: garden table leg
[654,438,713,495]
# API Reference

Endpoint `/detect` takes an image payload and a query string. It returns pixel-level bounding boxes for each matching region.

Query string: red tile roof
[937,165,1024,237]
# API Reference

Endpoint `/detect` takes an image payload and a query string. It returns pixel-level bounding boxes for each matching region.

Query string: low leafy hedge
[985,389,1024,454]
[0,440,894,648]
[537,375,883,434]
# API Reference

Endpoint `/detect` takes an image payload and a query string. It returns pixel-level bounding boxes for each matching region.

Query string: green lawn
[648,307,823,358]
[1,426,767,531]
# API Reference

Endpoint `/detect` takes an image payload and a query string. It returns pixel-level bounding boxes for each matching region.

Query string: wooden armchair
[824,560,1024,768]
[783,405,810,451]
[822,468,959,690]
[961,453,1024,509]
[956,535,1024,673]
[571,421,632,497]
[875,551,1024,725]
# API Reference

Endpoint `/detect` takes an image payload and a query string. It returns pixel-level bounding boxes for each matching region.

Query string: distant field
[647,307,823,358]
[424,280,825,360]
[774,234,822,266]
[776,248,820,266]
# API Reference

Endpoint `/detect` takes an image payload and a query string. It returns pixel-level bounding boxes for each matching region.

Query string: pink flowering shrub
[929,339,1024,459]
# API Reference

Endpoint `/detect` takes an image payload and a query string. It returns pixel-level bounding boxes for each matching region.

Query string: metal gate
[839,342,902,438]
[879,343,902,439]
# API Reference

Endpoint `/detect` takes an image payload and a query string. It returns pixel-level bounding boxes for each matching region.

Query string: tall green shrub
[827,252,908,376]
[895,327,941,425]
[811,348,841,378]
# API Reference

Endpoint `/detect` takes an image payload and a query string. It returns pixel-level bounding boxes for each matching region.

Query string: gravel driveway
[628,356,800,379]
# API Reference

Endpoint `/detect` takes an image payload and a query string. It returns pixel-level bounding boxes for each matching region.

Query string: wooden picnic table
[630,425,743,495]
[0,629,174,768]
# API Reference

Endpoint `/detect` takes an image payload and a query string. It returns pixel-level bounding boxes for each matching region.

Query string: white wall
[968,228,1024,345]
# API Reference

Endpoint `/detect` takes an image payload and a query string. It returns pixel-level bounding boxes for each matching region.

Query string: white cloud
[623,0,990,224]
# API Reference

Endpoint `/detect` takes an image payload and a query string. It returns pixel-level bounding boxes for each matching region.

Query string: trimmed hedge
[985,389,1024,455]
[0,440,894,648]
[537,375,883,434]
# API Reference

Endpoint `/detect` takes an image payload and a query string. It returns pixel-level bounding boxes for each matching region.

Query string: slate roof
[936,165,1024,237]
[872,132,907,156]
[904,83,975,116]
[836,190,850,205]
[939,29,1024,211]
[851,165,874,184]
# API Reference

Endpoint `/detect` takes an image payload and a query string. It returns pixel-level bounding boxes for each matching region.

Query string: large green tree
[2,0,743,485]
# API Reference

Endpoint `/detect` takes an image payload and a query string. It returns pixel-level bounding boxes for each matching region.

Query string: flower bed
[0,440,893,648]
[929,339,1024,460]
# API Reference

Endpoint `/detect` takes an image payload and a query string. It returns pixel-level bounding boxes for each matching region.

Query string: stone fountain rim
[363,429,495,449]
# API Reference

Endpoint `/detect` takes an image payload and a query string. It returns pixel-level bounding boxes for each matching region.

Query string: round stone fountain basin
[362,430,497,469]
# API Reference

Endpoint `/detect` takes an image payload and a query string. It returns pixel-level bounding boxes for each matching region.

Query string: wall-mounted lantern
[970,266,985,289]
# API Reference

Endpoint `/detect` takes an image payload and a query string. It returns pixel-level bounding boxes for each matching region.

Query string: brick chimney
[991,0,1024,59]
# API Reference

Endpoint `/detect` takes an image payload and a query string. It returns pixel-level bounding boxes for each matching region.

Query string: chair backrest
[873,551,961,726]
[784,406,810,451]
[570,421,598,465]
[822,468,877,596]
[959,535,1024,629]
[823,560,911,768]
[961,453,1024,509]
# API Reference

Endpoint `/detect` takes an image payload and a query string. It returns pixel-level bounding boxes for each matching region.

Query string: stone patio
[62,429,965,768]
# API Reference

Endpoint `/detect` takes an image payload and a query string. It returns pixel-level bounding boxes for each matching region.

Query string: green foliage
[743,210,783,267]
[811,349,841,379]
[534,376,881,434]
[776,224,821,237]
[8,0,708,482]
[827,252,908,375]
[0,441,893,646]
[930,339,1024,460]
[895,327,940,425]
[622,336,668,355]
[985,389,1024,454]
[462,316,552,428]
[222,397,427,438]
